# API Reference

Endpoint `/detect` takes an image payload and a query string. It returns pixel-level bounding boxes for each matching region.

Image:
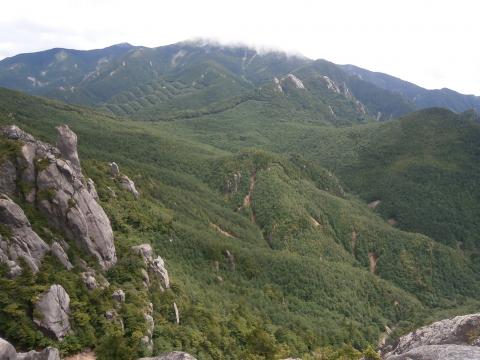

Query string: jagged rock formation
[383,313,480,359]
[139,352,197,360]
[110,161,139,198]
[1,125,116,269]
[0,194,49,275]
[0,337,60,360]
[33,284,71,340]
[131,244,170,290]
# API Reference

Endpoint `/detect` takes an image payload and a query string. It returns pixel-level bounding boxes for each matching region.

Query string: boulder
[139,352,197,360]
[0,337,16,360]
[110,162,120,177]
[80,270,109,290]
[33,284,71,340]
[81,272,99,290]
[0,194,50,274]
[51,242,73,270]
[132,244,170,290]
[112,289,126,302]
[1,125,117,269]
[0,337,60,360]
[384,313,480,360]
[120,175,139,198]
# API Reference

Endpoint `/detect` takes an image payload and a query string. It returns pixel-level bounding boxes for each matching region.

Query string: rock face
[1,125,116,269]
[0,194,49,275]
[0,160,17,197]
[0,337,60,360]
[51,241,73,270]
[139,352,197,360]
[33,284,71,340]
[0,337,16,360]
[383,313,480,360]
[131,244,170,290]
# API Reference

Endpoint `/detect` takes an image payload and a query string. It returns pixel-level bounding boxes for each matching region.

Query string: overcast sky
[1,0,479,95]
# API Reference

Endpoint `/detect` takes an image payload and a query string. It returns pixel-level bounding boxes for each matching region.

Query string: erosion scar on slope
[237,171,257,224]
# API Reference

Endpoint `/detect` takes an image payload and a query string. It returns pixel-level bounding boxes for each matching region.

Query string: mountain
[0,41,432,123]
[1,87,480,359]
[340,64,480,113]
[1,41,480,360]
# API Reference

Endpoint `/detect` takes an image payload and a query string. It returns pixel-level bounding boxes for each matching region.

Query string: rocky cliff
[0,125,116,269]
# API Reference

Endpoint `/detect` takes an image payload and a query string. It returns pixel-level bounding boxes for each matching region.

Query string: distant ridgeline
[0,41,479,360]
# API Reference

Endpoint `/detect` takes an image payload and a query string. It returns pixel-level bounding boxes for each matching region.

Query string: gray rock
[0,194,50,274]
[139,352,197,360]
[17,347,60,360]
[86,178,99,200]
[110,162,120,177]
[56,125,81,177]
[1,125,117,269]
[384,313,480,360]
[132,244,170,290]
[80,270,109,290]
[386,344,480,360]
[51,242,73,270]
[174,302,180,324]
[112,289,126,302]
[120,175,139,198]
[81,272,99,290]
[0,337,16,360]
[0,160,17,197]
[33,284,71,340]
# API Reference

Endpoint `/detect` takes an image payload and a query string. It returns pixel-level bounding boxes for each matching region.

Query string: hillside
[340,64,480,113]
[1,87,480,359]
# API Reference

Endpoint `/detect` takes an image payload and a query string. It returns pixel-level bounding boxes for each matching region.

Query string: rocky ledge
[383,312,480,359]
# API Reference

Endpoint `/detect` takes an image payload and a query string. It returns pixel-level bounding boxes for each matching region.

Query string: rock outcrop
[0,194,49,275]
[383,313,480,360]
[0,337,16,360]
[139,352,197,360]
[33,284,71,340]
[0,337,60,360]
[80,270,109,290]
[17,347,61,360]
[109,161,139,198]
[131,244,170,290]
[1,125,116,269]
[120,175,139,198]
[112,289,126,302]
[51,241,73,270]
